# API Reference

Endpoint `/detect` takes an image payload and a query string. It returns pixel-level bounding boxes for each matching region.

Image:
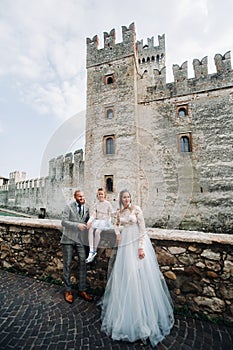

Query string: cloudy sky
[0,0,233,179]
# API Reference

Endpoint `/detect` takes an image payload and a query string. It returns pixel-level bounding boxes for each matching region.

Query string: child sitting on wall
[86,188,114,263]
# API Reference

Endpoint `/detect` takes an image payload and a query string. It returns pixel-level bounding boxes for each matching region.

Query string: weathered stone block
[164,271,176,280]
[194,296,225,313]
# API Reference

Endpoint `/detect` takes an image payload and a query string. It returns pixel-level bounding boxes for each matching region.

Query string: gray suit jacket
[60,201,90,245]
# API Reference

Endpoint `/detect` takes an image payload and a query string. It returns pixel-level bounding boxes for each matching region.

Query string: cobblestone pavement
[0,270,232,350]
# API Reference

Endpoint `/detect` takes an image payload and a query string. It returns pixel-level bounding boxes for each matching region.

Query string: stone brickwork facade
[84,22,233,233]
[0,217,232,322]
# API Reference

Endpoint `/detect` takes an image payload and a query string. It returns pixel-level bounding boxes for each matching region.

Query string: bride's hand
[138,248,145,259]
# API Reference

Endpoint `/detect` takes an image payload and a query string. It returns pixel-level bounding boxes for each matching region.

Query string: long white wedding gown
[100,205,174,347]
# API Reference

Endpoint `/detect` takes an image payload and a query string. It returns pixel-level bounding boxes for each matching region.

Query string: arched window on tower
[178,133,192,152]
[178,107,188,117]
[178,108,186,117]
[180,136,190,152]
[107,76,113,84]
[106,108,114,119]
[104,74,114,85]
[104,136,115,154]
[176,104,189,118]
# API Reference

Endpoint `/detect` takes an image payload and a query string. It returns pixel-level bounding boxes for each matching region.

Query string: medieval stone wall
[0,150,84,218]
[0,216,232,322]
[136,87,233,232]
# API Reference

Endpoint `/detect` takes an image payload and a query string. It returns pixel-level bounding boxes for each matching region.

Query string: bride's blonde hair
[119,189,132,210]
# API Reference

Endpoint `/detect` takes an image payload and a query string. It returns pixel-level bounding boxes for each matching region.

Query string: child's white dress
[89,200,113,230]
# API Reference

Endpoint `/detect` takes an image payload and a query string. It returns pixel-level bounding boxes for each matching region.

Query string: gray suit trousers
[62,242,87,291]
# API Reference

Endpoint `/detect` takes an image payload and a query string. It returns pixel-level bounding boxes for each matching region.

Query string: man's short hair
[74,190,81,196]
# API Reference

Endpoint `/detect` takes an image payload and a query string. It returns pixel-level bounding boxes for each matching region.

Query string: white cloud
[0,0,87,120]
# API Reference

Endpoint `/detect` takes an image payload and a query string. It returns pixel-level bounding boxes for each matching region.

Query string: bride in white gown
[100,190,174,347]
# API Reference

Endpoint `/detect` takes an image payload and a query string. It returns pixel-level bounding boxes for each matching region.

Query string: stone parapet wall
[0,217,232,323]
[148,228,233,323]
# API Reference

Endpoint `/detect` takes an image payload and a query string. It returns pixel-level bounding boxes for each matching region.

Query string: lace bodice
[115,205,146,248]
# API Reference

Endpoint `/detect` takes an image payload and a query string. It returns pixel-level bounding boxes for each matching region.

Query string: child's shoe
[86,251,97,263]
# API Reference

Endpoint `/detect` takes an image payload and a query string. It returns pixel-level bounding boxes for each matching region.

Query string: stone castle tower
[84,22,233,233]
[85,24,166,207]
[85,23,141,208]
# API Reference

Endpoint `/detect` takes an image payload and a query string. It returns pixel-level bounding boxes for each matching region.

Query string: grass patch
[38,273,63,286]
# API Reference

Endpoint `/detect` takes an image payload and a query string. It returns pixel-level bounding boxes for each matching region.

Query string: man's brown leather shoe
[64,290,73,304]
[78,291,93,302]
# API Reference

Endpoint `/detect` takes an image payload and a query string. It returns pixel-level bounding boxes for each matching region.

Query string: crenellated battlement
[173,61,188,83]
[86,22,136,68]
[171,52,232,83]
[86,23,232,98]
[9,171,26,183]
[121,22,136,43]
[193,56,208,79]
[137,34,165,70]
[153,66,167,90]
[48,149,83,181]
[86,35,99,49]
[103,28,116,48]
[148,51,233,99]
[214,51,232,74]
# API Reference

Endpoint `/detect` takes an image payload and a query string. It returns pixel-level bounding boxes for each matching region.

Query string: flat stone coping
[0,216,232,245]
[147,227,233,245]
[0,208,34,218]
[0,216,62,230]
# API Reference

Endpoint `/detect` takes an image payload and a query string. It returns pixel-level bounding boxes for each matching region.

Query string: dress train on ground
[100,223,174,347]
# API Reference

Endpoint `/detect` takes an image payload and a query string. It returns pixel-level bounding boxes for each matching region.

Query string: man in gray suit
[61,189,93,303]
